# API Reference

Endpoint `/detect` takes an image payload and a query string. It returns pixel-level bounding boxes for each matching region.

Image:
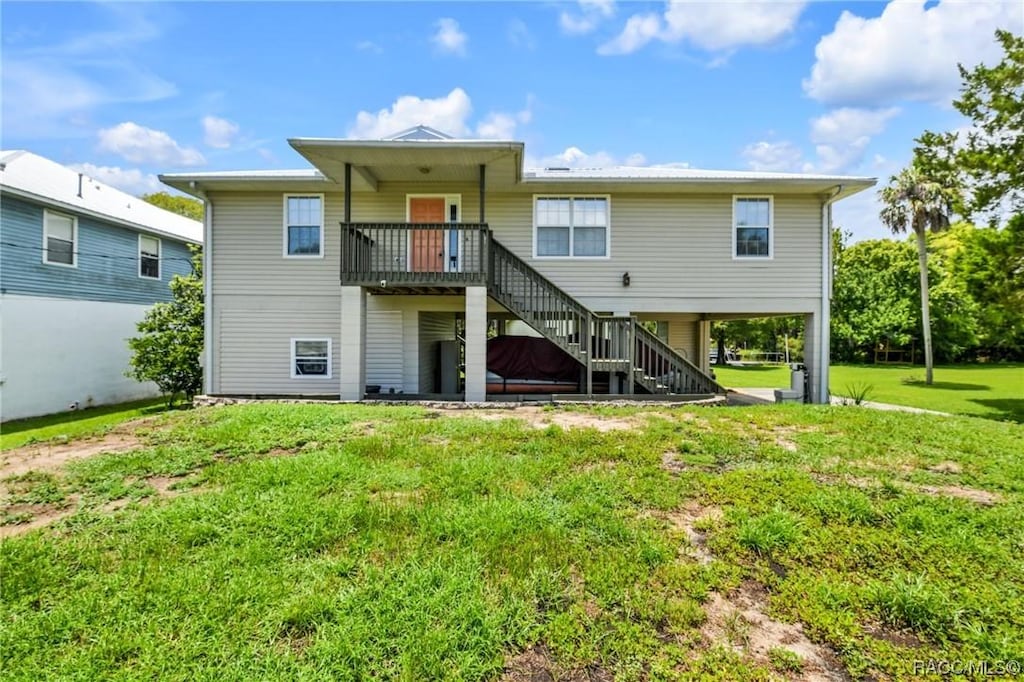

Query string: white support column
[698,319,712,375]
[464,286,488,402]
[340,286,367,400]
[803,312,824,404]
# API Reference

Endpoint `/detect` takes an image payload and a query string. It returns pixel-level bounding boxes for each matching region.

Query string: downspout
[192,182,214,396]
[818,185,843,403]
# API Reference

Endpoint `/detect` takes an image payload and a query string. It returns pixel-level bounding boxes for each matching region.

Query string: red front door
[409,198,446,272]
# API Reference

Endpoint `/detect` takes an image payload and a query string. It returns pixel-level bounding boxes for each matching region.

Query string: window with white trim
[734,196,772,258]
[44,210,77,266]
[534,196,609,257]
[291,338,331,378]
[139,235,161,279]
[284,195,324,257]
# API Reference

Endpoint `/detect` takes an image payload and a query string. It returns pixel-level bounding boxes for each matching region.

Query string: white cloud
[807,107,900,173]
[560,0,616,35]
[742,107,901,175]
[69,162,162,196]
[348,88,474,138]
[741,140,805,172]
[349,89,534,141]
[356,40,383,54]
[600,0,806,55]
[507,19,536,50]
[201,115,240,149]
[98,122,205,166]
[0,4,176,138]
[804,0,1021,106]
[432,18,468,56]
[526,146,661,169]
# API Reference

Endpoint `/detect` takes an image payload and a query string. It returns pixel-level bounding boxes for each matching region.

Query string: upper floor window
[44,210,77,266]
[139,235,161,279]
[734,196,773,259]
[534,196,609,258]
[284,194,324,258]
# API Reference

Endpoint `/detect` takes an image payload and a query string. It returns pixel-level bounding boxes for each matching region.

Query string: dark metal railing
[633,322,722,394]
[341,222,489,286]
[339,221,722,394]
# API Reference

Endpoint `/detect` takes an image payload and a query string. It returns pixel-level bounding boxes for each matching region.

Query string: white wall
[0,294,160,421]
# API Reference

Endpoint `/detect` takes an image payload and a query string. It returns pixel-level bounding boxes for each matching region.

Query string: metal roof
[1,150,203,244]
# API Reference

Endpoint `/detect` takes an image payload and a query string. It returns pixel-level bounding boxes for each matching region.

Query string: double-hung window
[733,196,773,259]
[291,338,331,378]
[535,196,609,258]
[284,195,324,257]
[44,210,77,266]
[139,235,161,279]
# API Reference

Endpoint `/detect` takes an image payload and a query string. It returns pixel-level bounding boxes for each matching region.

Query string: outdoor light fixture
[622,272,631,286]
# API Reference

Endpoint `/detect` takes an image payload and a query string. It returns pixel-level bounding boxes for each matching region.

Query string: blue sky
[3,1,1021,240]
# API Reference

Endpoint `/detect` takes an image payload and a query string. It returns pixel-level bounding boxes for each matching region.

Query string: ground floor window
[291,338,332,378]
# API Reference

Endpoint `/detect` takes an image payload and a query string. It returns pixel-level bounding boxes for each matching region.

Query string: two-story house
[1,151,203,421]
[161,127,873,404]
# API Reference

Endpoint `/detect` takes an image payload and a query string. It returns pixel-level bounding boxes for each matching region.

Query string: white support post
[698,319,712,375]
[803,312,823,404]
[340,286,367,400]
[464,286,488,402]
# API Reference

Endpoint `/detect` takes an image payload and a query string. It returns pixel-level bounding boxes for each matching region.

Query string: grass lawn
[1,398,172,451]
[713,363,1024,422]
[2,403,1022,680]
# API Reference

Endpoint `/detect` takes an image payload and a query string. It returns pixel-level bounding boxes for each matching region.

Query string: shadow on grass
[968,399,1024,424]
[901,381,991,392]
[1,399,170,436]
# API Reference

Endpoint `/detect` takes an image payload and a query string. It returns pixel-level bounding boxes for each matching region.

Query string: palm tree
[878,166,953,384]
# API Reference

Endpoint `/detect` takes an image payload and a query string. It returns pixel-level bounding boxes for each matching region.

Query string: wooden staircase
[488,239,722,396]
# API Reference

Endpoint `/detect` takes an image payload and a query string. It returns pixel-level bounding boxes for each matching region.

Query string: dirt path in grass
[439,406,654,432]
[0,434,142,480]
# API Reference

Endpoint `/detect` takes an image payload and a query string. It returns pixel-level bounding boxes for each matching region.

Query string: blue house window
[284,195,324,258]
[139,235,161,279]
[44,210,77,266]
[733,196,773,259]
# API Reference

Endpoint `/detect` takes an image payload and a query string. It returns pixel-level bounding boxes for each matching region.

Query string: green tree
[933,218,1024,358]
[127,247,204,405]
[831,238,978,364]
[917,30,1023,218]
[142,191,204,222]
[879,166,954,384]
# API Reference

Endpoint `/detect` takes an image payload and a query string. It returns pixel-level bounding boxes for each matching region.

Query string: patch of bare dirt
[661,451,688,474]
[701,581,851,681]
[813,472,1002,506]
[501,644,612,682]
[865,622,925,649]
[368,489,424,506]
[927,461,963,475]
[446,406,644,432]
[1,434,142,480]
[659,502,723,565]
[1,474,195,539]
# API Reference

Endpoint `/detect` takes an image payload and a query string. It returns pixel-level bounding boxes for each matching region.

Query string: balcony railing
[341,222,489,287]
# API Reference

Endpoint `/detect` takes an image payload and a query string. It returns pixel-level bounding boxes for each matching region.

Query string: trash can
[774,363,806,404]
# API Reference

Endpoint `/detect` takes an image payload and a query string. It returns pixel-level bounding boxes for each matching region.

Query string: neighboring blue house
[0,150,203,421]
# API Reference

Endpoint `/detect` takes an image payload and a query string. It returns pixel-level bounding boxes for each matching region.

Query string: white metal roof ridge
[1,150,202,243]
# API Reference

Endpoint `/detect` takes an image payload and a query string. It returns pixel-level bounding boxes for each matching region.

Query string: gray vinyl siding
[366,310,403,392]
[666,316,699,362]
[486,193,823,302]
[206,186,823,394]
[215,296,339,394]
[418,312,457,393]
[0,195,194,304]
[209,187,822,303]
